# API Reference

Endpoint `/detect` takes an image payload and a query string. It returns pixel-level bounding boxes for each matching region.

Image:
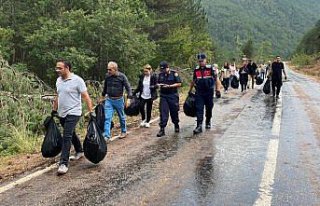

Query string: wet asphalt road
[0,64,320,206]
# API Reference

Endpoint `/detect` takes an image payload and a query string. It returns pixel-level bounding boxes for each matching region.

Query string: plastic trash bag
[83,116,107,164]
[256,75,264,85]
[231,77,240,89]
[95,103,105,131]
[263,79,271,94]
[124,96,140,116]
[41,116,62,158]
[183,92,196,117]
[216,90,221,98]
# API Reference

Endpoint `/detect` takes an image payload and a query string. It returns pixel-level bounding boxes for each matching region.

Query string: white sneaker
[57,164,68,175]
[140,120,146,127]
[145,123,150,128]
[69,152,84,161]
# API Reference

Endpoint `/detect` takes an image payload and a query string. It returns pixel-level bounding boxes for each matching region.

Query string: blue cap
[197,53,206,60]
[160,61,168,69]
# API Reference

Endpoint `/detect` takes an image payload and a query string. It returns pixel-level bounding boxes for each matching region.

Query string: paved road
[0,65,320,205]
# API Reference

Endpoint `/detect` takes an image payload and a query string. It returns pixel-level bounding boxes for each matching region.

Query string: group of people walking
[51,54,287,175]
[218,56,287,97]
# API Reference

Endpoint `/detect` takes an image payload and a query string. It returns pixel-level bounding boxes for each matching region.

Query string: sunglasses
[55,67,64,70]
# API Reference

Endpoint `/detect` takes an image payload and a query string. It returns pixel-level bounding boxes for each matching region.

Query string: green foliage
[296,20,320,55]
[202,0,320,59]
[291,53,317,67]
[242,39,254,59]
[0,27,14,59]
[143,0,215,68]
[0,65,52,155]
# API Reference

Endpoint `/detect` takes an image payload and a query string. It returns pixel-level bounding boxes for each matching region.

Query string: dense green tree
[242,39,254,59]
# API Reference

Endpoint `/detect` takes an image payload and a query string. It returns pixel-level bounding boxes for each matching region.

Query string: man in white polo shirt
[52,59,93,175]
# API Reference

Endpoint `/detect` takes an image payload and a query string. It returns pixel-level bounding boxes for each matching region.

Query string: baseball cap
[197,53,206,60]
[160,61,168,69]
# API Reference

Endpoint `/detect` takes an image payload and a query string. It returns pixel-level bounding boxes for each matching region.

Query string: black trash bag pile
[83,116,107,164]
[41,116,62,158]
[183,92,196,117]
[231,77,239,89]
[263,79,271,94]
[124,96,140,116]
[256,75,264,85]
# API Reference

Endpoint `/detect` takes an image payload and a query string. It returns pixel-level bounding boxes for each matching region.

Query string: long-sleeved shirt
[102,72,132,98]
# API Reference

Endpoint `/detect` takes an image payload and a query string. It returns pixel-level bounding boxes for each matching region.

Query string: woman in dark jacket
[133,64,158,128]
[239,63,249,92]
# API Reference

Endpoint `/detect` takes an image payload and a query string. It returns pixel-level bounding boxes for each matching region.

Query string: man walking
[157,61,182,137]
[101,61,132,140]
[189,53,220,134]
[52,59,94,175]
[247,59,258,89]
[271,56,287,98]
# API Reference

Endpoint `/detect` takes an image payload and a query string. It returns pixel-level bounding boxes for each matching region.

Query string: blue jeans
[104,97,126,138]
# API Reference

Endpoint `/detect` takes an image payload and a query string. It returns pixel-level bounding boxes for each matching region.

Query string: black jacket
[133,73,158,100]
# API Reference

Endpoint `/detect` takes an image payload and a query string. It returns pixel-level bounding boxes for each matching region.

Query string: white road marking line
[0,117,160,194]
[0,164,56,194]
[254,92,282,206]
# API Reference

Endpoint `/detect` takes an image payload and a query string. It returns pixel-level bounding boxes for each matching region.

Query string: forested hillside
[202,0,320,59]
[296,20,320,55]
[0,0,213,85]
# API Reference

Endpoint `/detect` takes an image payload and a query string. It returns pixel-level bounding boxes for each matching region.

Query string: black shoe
[157,128,165,137]
[205,123,211,129]
[193,126,202,134]
[174,124,180,133]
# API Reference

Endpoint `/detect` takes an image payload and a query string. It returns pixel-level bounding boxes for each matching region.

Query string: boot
[205,119,211,129]
[193,125,202,134]
[174,124,180,133]
[157,128,165,137]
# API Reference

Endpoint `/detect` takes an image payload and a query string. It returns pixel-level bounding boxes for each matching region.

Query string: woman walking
[239,63,249,92]
[220,62,231,93]
[133,64,158,128]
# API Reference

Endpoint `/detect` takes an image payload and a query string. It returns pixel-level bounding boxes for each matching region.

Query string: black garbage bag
[256,75,264,85]
[183,93,196,117]
[216,90,221,98]
[263,79,271,94]
[95,103,105,131]
[41,116,62,158]
[83,116,107,164]
[231,77,239,89]
[95,102,114,131]
[124,96,140,116]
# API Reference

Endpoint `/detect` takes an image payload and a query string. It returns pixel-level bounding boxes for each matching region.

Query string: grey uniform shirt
[56,74,87,118]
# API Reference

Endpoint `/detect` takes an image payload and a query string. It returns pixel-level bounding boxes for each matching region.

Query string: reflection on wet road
[1,65,320,205]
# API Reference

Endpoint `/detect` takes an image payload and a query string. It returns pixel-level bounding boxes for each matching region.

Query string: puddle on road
[195,155,215,199]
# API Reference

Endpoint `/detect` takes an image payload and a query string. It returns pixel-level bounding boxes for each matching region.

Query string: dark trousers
[59,115,82,166]
[159,93,179,128]
[250,74,255,89]
[241,82,248,92]
[195,92,214,126]
[272,79,282,96]
[223,78,230,91]
[140,98,153,123]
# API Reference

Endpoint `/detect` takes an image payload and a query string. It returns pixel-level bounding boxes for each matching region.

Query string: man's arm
[81,91,93,113]
[189,81,195,93]
[123,75,133,98]
[53,95,58,111]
